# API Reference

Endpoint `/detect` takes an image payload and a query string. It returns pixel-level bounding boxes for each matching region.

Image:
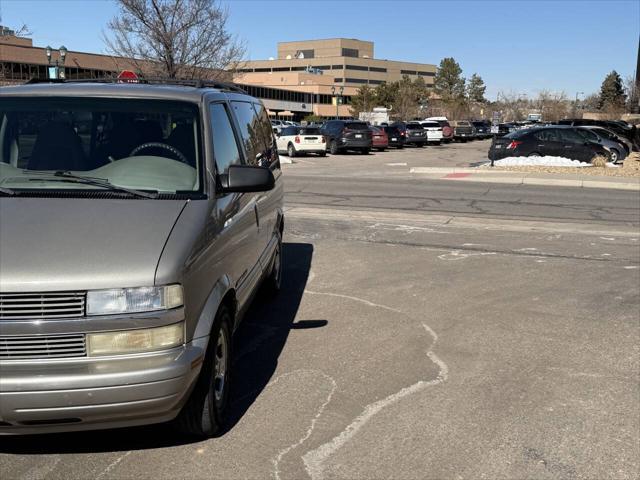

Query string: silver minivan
[0,81,284,436]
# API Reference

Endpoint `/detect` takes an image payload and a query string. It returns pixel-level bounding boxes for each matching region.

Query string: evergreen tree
[598,70,626,109]
[467,73,487,103]
[434,58,466,102]
[348,85,377,117]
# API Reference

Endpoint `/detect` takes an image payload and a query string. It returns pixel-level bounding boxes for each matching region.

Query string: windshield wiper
[26,171,159,199]
[0,186,15,196]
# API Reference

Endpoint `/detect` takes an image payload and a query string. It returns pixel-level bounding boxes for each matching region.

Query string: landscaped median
[410,153,640,191]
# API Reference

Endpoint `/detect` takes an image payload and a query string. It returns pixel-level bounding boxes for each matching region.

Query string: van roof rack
[24,77,247,93]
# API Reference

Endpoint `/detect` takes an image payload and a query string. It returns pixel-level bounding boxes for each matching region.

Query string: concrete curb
[409,167,640,191]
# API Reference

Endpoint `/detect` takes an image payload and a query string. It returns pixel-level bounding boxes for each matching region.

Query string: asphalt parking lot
[1,141,639,480]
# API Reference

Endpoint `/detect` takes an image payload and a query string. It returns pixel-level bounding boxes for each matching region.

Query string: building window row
[345,64,368,72]
[0,61,115,82]
[341,48,359,58]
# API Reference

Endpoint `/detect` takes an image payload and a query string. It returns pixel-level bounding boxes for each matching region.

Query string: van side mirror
[219,165,275,193]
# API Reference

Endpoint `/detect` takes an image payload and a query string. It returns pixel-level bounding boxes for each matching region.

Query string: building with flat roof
[234,38,437,118]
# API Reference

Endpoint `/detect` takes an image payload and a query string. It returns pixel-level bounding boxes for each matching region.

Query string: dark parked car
[393,122,427,147]
[558,119,638,151]
[472,121,491,139]
[488,126,609,163]
[453,121,474,142]
[496,123,515,137]
[0,80,283,437]
[370,126,389,151]
[382,125,405,148]
[320,120,372,154]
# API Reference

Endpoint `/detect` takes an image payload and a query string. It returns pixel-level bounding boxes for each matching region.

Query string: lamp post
[45,45,68,79]
[331,85,344,119]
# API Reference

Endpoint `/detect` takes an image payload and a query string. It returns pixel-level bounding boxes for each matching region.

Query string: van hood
[0,198,188,292]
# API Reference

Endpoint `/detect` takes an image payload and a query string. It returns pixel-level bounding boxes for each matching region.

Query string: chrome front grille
[0,334,86,359]
[0,292,86,320]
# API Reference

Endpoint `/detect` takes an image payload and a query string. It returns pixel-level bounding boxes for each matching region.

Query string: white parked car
[271,119,285,133]
[419,121,444,145]
[276,126,327,157]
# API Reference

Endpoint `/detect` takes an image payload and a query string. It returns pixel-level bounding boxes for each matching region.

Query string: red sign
[117,70,139,83]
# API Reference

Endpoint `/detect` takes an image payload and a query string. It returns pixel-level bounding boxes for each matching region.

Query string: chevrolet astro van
[0,80,284,436]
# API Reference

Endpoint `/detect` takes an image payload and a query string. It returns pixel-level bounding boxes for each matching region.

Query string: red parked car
[370,126,389,151]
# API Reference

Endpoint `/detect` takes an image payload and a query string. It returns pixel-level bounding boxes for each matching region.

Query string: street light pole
[331,85,344,119]
[45,45,68,79]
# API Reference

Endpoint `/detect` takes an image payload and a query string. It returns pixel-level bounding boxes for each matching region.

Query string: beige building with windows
[234,38,437,118]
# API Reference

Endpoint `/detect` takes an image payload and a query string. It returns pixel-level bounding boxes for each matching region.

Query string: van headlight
[86,285,183,316]
[87,322,184,356]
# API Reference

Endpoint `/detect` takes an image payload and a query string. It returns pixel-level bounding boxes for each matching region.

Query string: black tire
[416,143,424,148]
[361,148,370,155]
[398,145,404,149]
[329,140,339,155]
[609,149,619,163]
[175,306,232,438]
[317,151,326,157]
[264,231,283,293]
[436,141,442,146]
[377,148,385,152]
[287,144,296,158]
[528,152,541,157]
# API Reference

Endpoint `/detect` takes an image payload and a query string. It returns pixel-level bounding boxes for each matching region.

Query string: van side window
[210,103,242,174]
[251,102,279,167]
[230,101,263,166]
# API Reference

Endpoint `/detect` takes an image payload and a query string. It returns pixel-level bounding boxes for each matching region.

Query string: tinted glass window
[533,129,560,142]
[346,122,368,130]
[299,127,321,135]
[210,103,242,174]
[383,127,400,135]
[231,101,263,166]
[577,129,598,141]
[422,122,439,128]
[559,128,585,144]
[281,126,297,136]
[251,102,278,168]
[406,124,423,130]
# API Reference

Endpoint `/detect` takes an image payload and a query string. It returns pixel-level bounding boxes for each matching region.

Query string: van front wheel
[176,306,232,438]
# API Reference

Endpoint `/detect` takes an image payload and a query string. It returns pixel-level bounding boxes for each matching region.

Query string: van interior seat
[28,122,86,171]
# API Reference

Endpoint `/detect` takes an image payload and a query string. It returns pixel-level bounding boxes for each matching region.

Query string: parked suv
[392,122,427,147]
[0,80,284,437]
[320,120,372,154]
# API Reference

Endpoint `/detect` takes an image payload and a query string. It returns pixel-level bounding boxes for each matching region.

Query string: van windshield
[0,98,201,195]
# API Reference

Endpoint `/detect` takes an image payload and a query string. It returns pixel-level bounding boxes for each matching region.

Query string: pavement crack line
[96,450,132,480]
[272,371,338,480]
[300,291,448,480]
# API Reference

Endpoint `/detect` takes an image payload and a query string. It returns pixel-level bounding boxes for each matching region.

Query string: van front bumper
[0,337,208,435]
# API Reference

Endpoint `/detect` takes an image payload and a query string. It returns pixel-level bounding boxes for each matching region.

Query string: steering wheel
[130,142,189,164]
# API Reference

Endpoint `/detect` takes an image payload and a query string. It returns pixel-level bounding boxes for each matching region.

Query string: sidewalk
[409,167,640,191]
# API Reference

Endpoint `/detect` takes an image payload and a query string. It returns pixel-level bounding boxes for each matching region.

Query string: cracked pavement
[1,146,638,480]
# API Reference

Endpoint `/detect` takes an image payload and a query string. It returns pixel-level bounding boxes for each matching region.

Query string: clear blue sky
[1,0,638,100]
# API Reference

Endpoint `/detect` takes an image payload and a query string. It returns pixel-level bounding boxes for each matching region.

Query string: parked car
[488,126,610,163]
[382,125,405,149]
[558,118,638,150]
[271,119,285,133]
[496,123,514,137]
[453,121,474,142]
[580,125,633,156]
[320,120,372,154]
[419,121,444,145]
[472,121,491,139]
[426,117,453,142]
[276,125,326,157]
[575,127,627,163]
[370,126,389,151]
[0,80,284,437]
[393,122,427,147]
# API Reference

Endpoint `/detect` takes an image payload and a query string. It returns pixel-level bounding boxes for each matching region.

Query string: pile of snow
[492,156,590,167]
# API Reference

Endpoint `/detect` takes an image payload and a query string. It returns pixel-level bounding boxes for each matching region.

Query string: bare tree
[104,0,245,79]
